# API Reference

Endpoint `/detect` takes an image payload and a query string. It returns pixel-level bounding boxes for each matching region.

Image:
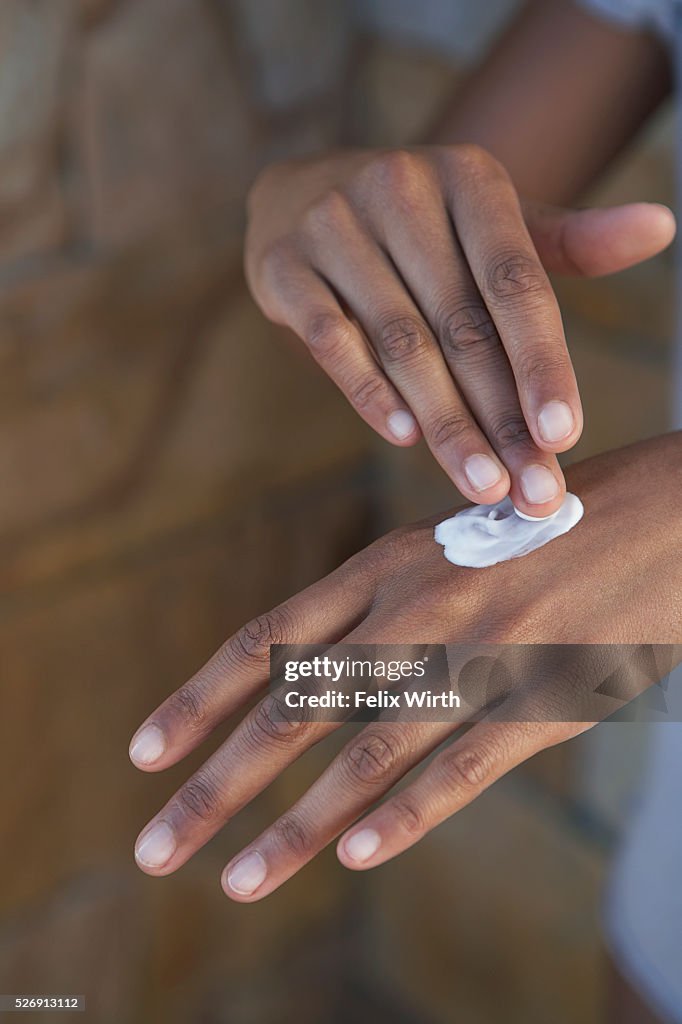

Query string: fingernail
[521,464,560,505]
[129,724,166,765]
[388,410,417,440]
[514,506,558,522]
[538,401,574,444]
[464,454,503,492]
[226,850,267,895]
[135,821,176,869]
[343,827,381,863]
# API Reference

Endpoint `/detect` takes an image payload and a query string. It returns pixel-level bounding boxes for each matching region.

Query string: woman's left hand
[129,433,682,900]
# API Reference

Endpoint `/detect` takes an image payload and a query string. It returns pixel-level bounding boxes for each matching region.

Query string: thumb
[523,200,676,277]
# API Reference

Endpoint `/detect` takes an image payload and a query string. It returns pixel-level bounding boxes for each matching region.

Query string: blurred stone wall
[0,3,374,1022]
[0,2,675,1023]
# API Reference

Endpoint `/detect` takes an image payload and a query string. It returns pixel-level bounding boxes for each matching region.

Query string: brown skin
[244,0,676,517]
[608,959,665,1024]
[137,3,678,1013]
[130,433,682,899]
[247,147,674,517]
[432,0,672,202]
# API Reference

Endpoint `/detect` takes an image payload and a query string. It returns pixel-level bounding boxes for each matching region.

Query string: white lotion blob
[435,494,584,569]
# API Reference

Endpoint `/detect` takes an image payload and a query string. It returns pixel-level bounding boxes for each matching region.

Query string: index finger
[444,149,583,453]
[132,625,381,875]
[128,558,376,772]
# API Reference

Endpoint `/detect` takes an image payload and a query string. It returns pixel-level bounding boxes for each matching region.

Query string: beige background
[0,1,675,1021]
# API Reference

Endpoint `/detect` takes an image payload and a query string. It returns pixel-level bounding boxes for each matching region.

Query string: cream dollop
[435,494,584,569]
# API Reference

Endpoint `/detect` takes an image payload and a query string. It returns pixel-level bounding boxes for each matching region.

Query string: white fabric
[578,3,682,1019]
[603,679,682,1024]
[577,0,675,44]
[353,0,521,62]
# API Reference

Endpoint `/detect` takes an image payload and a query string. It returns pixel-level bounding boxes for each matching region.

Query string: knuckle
[384,523,421,557]
[272,815,311,856]
[438,743,494,794]
[305,310,353,362]
[516,351,568,389]
[258,238,293,287]
[212,637,244,677]
[273,812,312,857]
[369,148,423,189]
[377,315,431,363]
[488,411,533,453]
[407,571,451,609]
[452,144,507,184]
[178,771,221,822]
[486,594,550,643]
[358,523,419,575]
[440,303,499,357]
[248,694,307,745]
[302,188,354,236]
[390,795,426,836]
[344,731,399,786]
[453,142,491,170]
[232,607,291,664]
[167,682,205,730]
[485,251,547,303]
[333,544,382,592]
[395,583,450,632]
[427,411,472,452]
[349,373,386,412]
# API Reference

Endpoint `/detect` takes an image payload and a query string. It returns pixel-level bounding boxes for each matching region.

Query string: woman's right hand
[245,144,675,517]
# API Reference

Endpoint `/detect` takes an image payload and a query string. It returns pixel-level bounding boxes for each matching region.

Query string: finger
[445,151,582,454]
[221,720,454,901]
[133,625,385,875]
[337,719,572,870]
[128,561,375,772]
[134,698,337,876]
[377,183,566,515]
[525,200,677,277]
[257,246,420,446]
[306,192,510,504]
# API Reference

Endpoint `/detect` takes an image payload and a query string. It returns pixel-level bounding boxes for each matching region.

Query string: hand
[246,145,675,516]
[130,433,681,899]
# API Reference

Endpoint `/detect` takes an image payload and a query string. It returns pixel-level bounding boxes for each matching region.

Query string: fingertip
[461,454,510,506]
[336,834,352,867]
[129,723,167,770]
[220,872,259,902]
[387,409,420,444]
[513,463,565,516]
[386,432,422,449]
[462,480,511,508]
[134,820,177,874]
[617,201,677,257]
[629,201,676,241]
[584,202,677,272]
[650,202,677,250]
[532,399,581,452]
[222,850,268,901]
[337,827,382,870]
